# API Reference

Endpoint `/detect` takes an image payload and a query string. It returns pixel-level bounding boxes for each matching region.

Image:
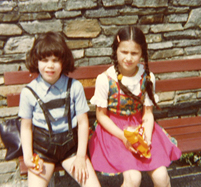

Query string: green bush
[180,152,201,166]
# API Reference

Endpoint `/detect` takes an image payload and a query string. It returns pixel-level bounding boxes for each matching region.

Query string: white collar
[106,64,145,85]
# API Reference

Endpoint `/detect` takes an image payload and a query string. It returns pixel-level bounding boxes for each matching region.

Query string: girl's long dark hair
[26,31,75,74]
[112,26,158,107]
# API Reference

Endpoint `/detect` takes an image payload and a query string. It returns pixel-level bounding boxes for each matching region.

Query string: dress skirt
[89,111,182,174]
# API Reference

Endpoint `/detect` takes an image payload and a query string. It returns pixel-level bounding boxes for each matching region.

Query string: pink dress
[89,65,181,174]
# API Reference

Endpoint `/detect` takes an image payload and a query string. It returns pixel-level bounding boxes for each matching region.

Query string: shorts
[33,126,78,164]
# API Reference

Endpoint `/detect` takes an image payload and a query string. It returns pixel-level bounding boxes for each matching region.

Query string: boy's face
[38,55,62,85]
[117,40,142,77]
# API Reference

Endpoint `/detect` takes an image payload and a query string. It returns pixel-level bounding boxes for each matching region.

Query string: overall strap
[64,78,73,134]
[44,98,66,109]
[25,77,73,137]
[25,86,55,123]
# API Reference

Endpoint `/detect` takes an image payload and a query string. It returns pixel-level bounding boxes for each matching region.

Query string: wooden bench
[3,58,201,186]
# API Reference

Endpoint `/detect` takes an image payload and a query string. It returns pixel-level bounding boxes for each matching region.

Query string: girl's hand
[24,154,44,174]
[142,105,154,148]
[122,136,137,154]
[144,135,151,147]
[144,129,152,147]
[70,155,89,185]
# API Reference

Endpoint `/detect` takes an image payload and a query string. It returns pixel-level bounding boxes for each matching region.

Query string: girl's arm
[70,112,89,184]
[96,107,136,152]
[142,105,154,146]
[21,118,43,173]
[96,107,125,140]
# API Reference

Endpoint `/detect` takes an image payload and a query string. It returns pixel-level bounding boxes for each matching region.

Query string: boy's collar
[38,74,67,95]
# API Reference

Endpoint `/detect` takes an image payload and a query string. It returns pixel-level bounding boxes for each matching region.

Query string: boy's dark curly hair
[26,31,75,75]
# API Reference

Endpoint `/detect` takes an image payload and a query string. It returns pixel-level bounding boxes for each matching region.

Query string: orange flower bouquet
[124,125,151,158]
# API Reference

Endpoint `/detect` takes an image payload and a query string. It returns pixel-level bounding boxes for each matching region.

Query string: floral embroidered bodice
[107,73,147,116]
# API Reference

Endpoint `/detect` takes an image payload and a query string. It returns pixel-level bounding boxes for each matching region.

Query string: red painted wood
[165,125,201,136]
[175,132,201,153]
[7,94,20,107]
[4,58,201,85]
[149,58,201,73]
[155,77,201,92]
[4,71,38,85]
[18,156,27,175]
[68,64,111,79]
[157,116,201,128]
[6,76,201,106]
[84,87,95,100]
[178,139,201,153]
[7,87,95,107]
[4,65,111,85]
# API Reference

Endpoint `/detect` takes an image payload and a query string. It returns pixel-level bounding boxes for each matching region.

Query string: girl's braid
[143,50,159,108]
[114,61,143,103]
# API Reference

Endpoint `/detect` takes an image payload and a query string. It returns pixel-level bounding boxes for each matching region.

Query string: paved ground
[54,161,201,187]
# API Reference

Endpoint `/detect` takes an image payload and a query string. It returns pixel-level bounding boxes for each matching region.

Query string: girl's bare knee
[155,173,170,187]
[148,166,171,187]
[122,170,141,187]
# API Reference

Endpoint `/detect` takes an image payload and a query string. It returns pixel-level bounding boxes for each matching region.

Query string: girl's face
[117,40,142,77]
[38,55,62,85]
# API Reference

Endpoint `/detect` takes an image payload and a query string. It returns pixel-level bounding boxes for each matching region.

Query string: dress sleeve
[144,72,159,106]
[90,73,109,108]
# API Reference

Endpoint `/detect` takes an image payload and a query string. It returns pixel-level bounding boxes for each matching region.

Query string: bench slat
[4,65,111,86]
[7,94,20,107]
[165,125,201,136]
[175,132,201,153]
[178,139,201,153]
[157,116,201,128]
[158,117,201,152]
[6,76,201,107]
[5,58,201,85]
[155,76,201,92]
[149,58,201,73]
[68,65,110,79]
[4,71,38,85]
[6,87,95,107]
[84,87,95,100]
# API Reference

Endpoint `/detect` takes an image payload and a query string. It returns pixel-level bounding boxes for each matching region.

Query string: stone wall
[0,0,201,186]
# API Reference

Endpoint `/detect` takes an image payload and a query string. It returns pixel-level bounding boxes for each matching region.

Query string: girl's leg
[121,170,142,187]
[147,166,171,187]
[28,162,55,187]
[62,155,101,187]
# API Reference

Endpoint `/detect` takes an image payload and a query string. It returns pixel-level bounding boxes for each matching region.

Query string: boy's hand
[24,154,44,174]
[70,155,89,185]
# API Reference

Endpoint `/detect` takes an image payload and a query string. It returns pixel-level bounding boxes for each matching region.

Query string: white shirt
[90,64,159,108]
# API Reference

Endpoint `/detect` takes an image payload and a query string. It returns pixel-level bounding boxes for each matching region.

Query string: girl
[19,31,101,187]
[89,26,181,187]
